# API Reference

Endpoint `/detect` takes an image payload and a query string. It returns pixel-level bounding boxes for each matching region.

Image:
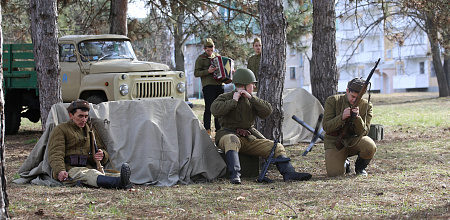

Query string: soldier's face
[204,47,214,56]
[245,83,256,94]
[346,89,359,105]
[253,42,262,55]
[69,109,89,128]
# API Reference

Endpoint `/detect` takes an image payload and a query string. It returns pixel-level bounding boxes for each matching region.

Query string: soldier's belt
[65,155,88,166]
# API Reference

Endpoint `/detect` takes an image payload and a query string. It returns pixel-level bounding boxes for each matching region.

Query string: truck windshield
[78,40,137,61]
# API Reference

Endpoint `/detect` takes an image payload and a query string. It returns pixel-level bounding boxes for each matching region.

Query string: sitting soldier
[48,99,132,189]
[211,68,312,184]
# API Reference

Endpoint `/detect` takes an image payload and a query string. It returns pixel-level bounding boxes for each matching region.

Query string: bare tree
[311,0,338,106]
[110,0,128,35]
[29,0,61,132]
[256,0,287,141]
[0,5,10,218]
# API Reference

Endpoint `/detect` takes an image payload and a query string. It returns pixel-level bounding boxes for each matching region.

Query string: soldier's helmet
[232,68,257,86]
[347,78,366,93]
[67,99,90,113]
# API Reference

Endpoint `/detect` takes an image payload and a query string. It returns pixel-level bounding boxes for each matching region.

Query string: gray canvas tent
[13,98,227,186]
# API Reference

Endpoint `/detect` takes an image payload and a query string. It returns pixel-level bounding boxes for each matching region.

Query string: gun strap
[92,123,118,172]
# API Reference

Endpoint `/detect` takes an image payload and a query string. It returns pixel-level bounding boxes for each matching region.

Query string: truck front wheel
[85,93,107,104]
[5,98,21,135]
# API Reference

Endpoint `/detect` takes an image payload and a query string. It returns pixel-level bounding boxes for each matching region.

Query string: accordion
[211,56,234,82]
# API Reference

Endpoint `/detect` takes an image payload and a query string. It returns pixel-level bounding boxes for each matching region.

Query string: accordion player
[211,56,234,82]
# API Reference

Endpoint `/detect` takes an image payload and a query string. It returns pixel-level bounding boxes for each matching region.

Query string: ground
[3,92,450,219]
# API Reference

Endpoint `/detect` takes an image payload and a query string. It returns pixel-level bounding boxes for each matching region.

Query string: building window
[431,62,436,77]
[290,67,296,79]
[290,44,296,55]
[420,62,425,74]
[299,55,303,67]
[386,49,392,59]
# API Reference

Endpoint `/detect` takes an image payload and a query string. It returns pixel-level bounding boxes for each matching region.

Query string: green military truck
[3,34,187,135]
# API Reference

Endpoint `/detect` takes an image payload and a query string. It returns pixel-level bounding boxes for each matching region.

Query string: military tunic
[194,52,223,87]
[48,120,111,185]
[247,53,261,81]
[211,91,287,158]
[322,94,377,176]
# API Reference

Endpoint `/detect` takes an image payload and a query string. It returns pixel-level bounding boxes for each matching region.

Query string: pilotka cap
[204,38,214,47]
[67,99,90,112]
[347,78,366,93]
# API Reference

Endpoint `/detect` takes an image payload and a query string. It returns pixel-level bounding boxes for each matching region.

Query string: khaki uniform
[194,52,223,87]
[322,94,377,177]
[211,91,287,157]
[48,120,117,186]
[247,54,261,81]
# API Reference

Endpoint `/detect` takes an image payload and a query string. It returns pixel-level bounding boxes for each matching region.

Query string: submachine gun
[257,140,290,183]
[335,58,380,151]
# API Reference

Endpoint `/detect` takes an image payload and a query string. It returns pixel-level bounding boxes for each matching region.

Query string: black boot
[355,156,371,176]
[96,163,133,189]
[275,155,312,181]
[225,150,241,184]
[345,159,351,174]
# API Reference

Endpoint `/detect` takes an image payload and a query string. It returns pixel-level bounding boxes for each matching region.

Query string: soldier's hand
[58,171,69,182]
[239,90,252,99]
[94,149,104,161]
[352,107,359,117]
[233,92,241,101]
[208,65,217,73]
[342,107,351,120]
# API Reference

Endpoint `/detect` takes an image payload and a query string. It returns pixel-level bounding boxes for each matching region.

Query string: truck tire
[85,93,107,104]
[5,99,21,135]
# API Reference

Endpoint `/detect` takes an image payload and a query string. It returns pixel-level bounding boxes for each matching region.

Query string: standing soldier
[194,38,224,136]
[211,68,312,184]
[322,78,377,177]
[247,37,262,81]
[48,100,132,189]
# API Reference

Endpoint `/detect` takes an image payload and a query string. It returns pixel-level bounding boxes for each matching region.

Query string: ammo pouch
[65,155,88,166]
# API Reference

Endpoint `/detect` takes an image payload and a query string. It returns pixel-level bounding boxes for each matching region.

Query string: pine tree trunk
[29,0,61,132]
[311,0,338,106]
[110,0,128,35]
[0,6,10,218]
[256,0,286,141]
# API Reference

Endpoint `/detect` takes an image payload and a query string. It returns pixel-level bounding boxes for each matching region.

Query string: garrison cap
[347,78,366,93]
[204,38,215,47]
[67,99,90,113]
[253,37,261,45]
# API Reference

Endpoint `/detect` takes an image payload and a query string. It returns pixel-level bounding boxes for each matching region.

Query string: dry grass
[5,92,450,219]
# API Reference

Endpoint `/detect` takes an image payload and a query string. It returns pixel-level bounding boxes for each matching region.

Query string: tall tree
[0,5,10,219]
[110,0,128,35]
[311,0,338,106]
[256,0,287,141]
[29,0,61,132]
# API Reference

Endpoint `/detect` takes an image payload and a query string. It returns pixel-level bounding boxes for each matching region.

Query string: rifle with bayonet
[335,58,380,150]
[88,118,105,174]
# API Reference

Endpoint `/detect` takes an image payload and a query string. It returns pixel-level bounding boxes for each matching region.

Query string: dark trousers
[202,85,224,131]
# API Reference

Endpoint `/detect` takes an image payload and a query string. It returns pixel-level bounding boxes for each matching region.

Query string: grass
[4,92,450,219]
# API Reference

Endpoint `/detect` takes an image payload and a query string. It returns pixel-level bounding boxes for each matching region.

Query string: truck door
[59,43,82,102]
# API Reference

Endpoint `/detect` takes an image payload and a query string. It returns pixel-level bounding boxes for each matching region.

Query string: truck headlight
[178,72,185,78]
[120,74,128,80]
[119,84,129,96]
[176,82,186,93]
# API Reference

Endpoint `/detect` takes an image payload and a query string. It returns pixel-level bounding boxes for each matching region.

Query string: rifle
[257,140,290,183]
[335,58,380,150]
[88,118,105,174]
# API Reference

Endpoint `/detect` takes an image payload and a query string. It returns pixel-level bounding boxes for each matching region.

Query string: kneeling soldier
[48,100,132,189]
[211,68,312,184]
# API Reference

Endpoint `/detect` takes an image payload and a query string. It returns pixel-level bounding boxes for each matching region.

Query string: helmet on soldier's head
[232,68,257,85]
[347,78,366,93]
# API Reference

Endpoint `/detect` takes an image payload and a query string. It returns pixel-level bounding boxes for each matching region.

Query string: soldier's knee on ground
[219,134,242,152]
[359,137,377,159]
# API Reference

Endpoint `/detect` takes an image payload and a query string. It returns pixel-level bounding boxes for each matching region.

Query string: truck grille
[134,81,172,98]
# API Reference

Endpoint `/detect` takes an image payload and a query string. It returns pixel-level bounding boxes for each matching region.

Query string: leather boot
[355,156,371,176]
[96,163,132,189]
[275,155,312,181]
[345,159,351,174]
[225,150,241,184]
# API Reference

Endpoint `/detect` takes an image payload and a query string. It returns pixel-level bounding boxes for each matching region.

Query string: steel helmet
[232,68,257,85]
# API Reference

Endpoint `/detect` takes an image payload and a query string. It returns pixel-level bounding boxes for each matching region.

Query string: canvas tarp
[13,98,227,187]
[282,88,324,145]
